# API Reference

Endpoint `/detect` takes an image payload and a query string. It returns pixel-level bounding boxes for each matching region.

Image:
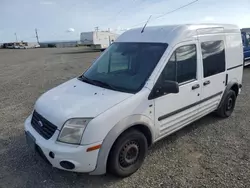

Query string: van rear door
[198,34,226,112]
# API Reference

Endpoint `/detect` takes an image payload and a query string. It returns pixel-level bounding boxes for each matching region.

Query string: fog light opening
[60,161,75,170]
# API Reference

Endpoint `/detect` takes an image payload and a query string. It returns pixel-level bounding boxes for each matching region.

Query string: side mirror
[149,80,179,100]
[161,80,179,94]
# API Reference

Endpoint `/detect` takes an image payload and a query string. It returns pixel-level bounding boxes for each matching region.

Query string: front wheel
[216,90,236,118]
[107,129,148,177]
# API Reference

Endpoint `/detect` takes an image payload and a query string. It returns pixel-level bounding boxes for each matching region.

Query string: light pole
[14,33,18,42]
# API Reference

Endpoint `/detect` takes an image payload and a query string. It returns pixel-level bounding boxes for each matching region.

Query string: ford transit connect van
[25,24,243,177]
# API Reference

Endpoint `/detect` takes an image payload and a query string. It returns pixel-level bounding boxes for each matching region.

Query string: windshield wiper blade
[91,79,118,91]
[78,76,118,91]
[78,75,95,85]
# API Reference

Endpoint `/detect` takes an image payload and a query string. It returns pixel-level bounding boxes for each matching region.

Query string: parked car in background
[2,42,39,49]
[25,24,243,177]
[19,45,29,49]
[4,43,14,49]
[241,28,250,66]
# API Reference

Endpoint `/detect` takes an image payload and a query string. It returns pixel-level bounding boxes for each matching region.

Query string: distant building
[2,42,27,48]
[40,40,80,48]
[1,41,39,48]
[80,31,119,50]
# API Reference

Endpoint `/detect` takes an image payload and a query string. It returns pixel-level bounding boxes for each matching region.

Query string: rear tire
[107,129,148,177]
[216,90,236,118]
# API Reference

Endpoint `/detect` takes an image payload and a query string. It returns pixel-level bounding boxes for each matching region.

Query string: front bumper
[24,115,101,173]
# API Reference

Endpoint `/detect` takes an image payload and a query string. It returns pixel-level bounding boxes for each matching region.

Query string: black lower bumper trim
[35,145,51,165]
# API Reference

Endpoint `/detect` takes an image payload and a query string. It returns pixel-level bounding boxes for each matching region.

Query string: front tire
[107,129,148,177]
[216,90,236,118]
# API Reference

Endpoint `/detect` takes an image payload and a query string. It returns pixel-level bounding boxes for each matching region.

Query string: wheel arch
[218,82,240,109]
[90,114,154,175]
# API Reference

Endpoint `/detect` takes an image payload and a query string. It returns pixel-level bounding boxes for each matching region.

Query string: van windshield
[81,42,168,93]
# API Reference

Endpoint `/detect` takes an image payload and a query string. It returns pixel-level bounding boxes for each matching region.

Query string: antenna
[141,15,152,33]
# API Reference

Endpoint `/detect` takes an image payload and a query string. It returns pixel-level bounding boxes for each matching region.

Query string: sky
[0,0,249,42]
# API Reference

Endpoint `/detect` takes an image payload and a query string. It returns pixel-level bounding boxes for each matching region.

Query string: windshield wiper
[91,79,118,91]
[78,75,118,91]
[78,75,95,85]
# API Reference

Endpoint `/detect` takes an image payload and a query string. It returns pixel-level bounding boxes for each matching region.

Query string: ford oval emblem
[38,120,43,127]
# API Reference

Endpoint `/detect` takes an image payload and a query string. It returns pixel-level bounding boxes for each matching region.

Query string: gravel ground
[1,48,250,188]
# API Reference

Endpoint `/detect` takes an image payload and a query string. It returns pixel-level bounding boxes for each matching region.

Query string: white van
[25,24,243,177]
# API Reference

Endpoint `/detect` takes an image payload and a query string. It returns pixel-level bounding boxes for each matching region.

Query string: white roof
[116,24,240,44]
[241,28,250,32]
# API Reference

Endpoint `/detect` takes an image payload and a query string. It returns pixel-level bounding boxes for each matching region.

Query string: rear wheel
[107,129,148,177]
[216,90,236,118]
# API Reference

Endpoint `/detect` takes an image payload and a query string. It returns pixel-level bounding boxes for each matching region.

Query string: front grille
[31,111,57,140]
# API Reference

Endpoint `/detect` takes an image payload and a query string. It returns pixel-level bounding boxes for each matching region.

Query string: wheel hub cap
[227,97,233,110]
[119,141,139,168]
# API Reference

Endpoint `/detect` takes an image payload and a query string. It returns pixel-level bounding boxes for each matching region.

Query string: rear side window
[201,41,225,78]
[160,44,197,84]
[247,33,250,46]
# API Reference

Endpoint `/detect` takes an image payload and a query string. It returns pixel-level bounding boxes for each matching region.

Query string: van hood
[34,78,133,130]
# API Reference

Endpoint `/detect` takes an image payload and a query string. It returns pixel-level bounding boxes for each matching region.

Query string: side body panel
[225,32,244,86]
[82,88,154,145]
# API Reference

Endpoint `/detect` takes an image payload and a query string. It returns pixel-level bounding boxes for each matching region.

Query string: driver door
[152,41,202,139]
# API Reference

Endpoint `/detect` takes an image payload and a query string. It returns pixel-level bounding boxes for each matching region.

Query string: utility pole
[35,28,40,44]
[94,27,99,39]
[14,33,18,42]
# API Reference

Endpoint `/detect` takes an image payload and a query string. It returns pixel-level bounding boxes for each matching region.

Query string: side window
[162,53,176,81]
[161,44,197,84]
[242,34,245,45]
[201,40,225,78]
[176,45,197,83]
[246,33,250,46]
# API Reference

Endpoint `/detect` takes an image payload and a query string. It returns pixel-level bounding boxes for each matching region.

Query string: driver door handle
[203,80,210,86]
[192,84,200,90]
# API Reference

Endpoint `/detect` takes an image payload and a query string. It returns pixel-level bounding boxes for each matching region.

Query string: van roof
[241,28,250,32]
[116,24,240,44]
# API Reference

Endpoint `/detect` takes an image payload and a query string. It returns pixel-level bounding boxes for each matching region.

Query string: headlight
[57,118,92,145]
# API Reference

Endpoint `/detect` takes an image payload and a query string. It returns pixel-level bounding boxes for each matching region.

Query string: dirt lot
[1,47,250,188]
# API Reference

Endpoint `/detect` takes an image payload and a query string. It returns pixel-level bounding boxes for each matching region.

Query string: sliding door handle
[203,80,210,86]
[192,84,200,90]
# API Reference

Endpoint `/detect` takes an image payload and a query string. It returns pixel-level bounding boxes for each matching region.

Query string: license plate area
[25,131,36,151]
